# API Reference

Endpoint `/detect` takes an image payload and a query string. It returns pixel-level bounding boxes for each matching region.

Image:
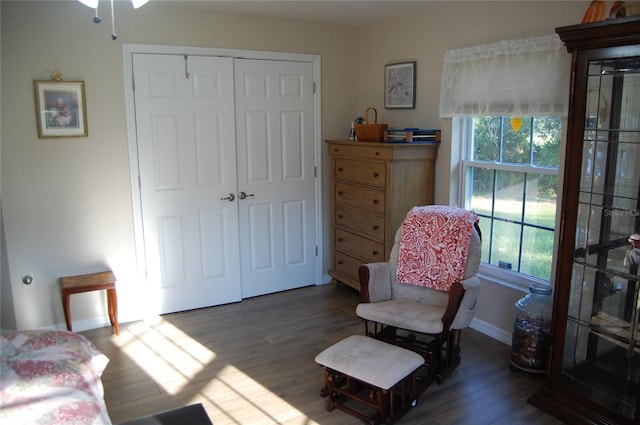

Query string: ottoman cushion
[315,335,424,390]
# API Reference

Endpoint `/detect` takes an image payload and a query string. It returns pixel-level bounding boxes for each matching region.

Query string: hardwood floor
[81,284,564,425]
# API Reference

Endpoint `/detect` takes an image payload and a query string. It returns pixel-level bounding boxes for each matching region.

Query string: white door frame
[122,44,323,293]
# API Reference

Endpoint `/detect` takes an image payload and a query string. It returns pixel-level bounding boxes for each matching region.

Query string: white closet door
[234,59,317,298]
[133,54,241,314]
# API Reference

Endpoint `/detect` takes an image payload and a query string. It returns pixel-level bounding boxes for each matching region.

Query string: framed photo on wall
[34,80,88,138]
[384,61,416,109]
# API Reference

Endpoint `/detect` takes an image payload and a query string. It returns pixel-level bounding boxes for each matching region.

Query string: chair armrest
[442,281,465,332]
[358,263,392,303]
[450,276,481,329]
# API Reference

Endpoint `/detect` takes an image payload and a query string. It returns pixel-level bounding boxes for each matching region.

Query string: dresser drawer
[328,143,391,161]
[335,182,385,215]
[333,251,364,283]
[335,159,385,188]
[335,229,384,262]
[335,206,384,241]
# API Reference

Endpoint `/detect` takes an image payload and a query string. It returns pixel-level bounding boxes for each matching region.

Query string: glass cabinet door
[564,56,640,420]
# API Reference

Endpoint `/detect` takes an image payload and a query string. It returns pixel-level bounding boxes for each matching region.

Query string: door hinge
[315,246,318,256]
[314,166,317,178]
[313,82,317,93]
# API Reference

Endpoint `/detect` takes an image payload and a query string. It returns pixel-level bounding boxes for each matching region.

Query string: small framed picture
[384,62,416,109]
[34,80,88,138]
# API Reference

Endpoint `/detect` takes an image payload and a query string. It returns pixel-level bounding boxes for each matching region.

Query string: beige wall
[1,0,589,339]
[1,0,358,330]
[0,3,11,330]
[355,1,588,339]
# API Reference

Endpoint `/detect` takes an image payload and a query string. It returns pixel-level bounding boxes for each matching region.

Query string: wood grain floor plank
[82,284,564,424]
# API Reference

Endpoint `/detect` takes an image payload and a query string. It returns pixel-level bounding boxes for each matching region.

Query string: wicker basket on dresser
[326,140,439,291]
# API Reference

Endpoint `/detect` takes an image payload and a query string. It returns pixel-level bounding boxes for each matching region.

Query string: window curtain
[439,34,571,118]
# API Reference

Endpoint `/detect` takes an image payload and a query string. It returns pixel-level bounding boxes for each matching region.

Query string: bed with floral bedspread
[0,329,111,425]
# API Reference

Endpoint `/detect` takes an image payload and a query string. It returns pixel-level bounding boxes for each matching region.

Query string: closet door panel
[235,59,316,298]
[244,111,270,182]
[282,111,304,180]
[133,54,241,314]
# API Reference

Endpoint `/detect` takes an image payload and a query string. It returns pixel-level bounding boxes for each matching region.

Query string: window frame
[458,116,561,291]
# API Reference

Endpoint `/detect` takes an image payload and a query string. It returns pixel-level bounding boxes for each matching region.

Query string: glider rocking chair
[356,206,482,390]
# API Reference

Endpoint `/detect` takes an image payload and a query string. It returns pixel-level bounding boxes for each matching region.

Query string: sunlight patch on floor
[113,317,215,395]
[194,364,321,425]
[114,317,321,424]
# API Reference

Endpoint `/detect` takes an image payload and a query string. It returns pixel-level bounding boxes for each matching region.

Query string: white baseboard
[469,317,512,346]
[41,316,130,333]
[40,317,113,333]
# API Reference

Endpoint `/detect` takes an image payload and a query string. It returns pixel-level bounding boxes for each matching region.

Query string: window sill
[476,263,552,293]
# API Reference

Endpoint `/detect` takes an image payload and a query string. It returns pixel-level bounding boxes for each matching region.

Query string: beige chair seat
[356,300,445,334]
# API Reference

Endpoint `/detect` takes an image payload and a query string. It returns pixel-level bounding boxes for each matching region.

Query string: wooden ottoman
[315,335,424,424]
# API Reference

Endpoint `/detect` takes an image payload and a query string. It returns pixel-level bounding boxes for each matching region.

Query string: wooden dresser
[327,140,439,290]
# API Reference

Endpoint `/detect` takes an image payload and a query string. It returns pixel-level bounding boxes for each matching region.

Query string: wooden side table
[60,270,119,335]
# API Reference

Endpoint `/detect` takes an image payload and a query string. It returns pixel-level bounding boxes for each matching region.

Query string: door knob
[220,193,235,202]
[238,191,255,200]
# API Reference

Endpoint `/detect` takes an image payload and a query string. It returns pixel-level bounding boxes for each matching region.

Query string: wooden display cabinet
[529,17,640,425]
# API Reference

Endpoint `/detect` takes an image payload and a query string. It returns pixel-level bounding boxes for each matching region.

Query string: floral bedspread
[0,329,111,425]
[396,205,478,291]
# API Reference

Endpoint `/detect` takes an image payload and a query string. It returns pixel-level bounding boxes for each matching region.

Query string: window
[462,116,561,282]
[440,34,569,286]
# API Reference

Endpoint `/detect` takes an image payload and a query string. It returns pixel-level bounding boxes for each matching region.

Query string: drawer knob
[373,172,379,178]
[372,225,379,230]
[372,250,378,256]
[337,260,343,265]
[338,214,344,219]
[338,167,343,172]
[375,151,380,156]
[338,191,344,196]
[372,199,379,204]
[338,238,344,242]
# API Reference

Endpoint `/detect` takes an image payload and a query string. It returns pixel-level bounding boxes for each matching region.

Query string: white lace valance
[439,34,571,118]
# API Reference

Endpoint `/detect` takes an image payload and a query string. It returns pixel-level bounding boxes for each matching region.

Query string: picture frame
[34,80,88,138]
[384,61,416,109]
